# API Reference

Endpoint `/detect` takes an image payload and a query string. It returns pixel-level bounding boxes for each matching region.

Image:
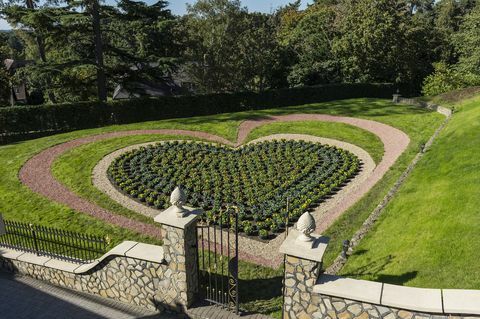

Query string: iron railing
[0,220,109,264]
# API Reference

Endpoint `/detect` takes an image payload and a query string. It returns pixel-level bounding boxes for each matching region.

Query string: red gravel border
[19,115,409,250]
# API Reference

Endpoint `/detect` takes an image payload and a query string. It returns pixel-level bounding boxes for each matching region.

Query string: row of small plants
[108,140,361,240]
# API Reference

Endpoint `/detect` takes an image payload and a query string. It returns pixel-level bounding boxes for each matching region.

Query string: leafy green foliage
[0,33,11,106]
[283,3,339,86]
[422,62,480,96]
[0,82,402,144]
[1,0,177,103]
[453,2,480,75]
[108,140,360,239]
[175,0,286,93]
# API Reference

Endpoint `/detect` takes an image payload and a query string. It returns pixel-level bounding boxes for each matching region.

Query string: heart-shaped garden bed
[108,140,361,239]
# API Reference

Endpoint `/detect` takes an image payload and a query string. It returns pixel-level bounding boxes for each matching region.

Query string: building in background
[3,59,33,106]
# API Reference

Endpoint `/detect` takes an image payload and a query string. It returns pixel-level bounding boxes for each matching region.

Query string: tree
[2,0,177,102]
[453,2,480,75]
[0,33,11,106]
[234,13,288,91]
[434,0,476,63]
[176,0,247,93]
[177,0,285,93]
[333,0,410,83]
[103,0,178,92]
[281,2,339,86]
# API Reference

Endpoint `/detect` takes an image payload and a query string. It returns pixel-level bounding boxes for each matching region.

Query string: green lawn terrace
[0,97,447,317]
[0,98,443,252]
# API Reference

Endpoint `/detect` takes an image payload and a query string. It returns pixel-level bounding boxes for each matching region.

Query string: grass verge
[341,94,480,289]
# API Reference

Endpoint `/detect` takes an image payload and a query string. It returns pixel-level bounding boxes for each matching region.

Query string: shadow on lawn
[167,98,435,128]
[342,253,419,286]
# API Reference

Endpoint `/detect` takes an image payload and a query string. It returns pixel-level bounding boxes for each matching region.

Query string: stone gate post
[279,212,330,319]
[153,187,201,312]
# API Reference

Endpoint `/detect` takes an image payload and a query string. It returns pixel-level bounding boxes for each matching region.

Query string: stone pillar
[279,228,330,319]
[154,202,200,312]
[0,213,5,236]
[392,93,402,103]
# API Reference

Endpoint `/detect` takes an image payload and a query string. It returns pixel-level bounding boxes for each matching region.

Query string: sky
[0,0,312,30]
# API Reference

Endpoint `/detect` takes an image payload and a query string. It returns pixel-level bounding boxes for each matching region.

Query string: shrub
[0,83,406,144]
[259,229,269,239]
[422,62,480,96]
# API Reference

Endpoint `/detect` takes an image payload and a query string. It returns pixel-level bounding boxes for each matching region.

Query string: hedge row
[0,83,404,144]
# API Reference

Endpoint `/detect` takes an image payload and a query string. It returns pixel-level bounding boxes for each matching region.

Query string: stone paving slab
[0,272,180,319]
[185,302,273,319]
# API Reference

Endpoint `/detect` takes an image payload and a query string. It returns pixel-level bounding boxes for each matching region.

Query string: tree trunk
[90,0,107,102]
[25,0,56,103]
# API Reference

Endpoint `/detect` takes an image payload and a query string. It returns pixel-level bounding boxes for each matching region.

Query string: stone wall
[162,223,198,308]
[0,202,201,314]
[0,253,170,311]
[281,218,480,318]
[306,296,448,319]
[396,97,453,117]
[283,255,322,319]
[0,216,199,314]
[283,265,480,319]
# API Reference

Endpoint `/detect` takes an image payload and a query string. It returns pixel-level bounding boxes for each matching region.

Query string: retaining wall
[0,240,190,313]
[396,97,453,117]
[281,230,480,319]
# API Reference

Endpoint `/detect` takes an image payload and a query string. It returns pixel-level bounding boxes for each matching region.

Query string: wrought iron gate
[196,206,240,314]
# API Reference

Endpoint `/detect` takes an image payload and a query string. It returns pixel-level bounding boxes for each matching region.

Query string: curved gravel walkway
[19,114,410,247]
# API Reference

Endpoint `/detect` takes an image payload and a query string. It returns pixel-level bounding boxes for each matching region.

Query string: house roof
[3,59,34,72]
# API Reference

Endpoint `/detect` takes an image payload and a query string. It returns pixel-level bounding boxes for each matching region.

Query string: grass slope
[341,94,480,289]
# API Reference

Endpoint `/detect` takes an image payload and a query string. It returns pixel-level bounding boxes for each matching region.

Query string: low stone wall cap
[313,274,382,304]
[125,243,165,264]
[381,283,443,313]
[154,206,201,229]
[279,229,329,262]
[0,241,166,275]
[443,289,480,315]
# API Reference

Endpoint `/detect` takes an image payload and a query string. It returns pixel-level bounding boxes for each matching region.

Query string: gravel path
[19,114,409,264]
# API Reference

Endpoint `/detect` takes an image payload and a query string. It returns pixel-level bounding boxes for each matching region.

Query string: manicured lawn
[341,94,480,289]
[0,97,444,317]
[246,121,383,164]
[0,98,443,251]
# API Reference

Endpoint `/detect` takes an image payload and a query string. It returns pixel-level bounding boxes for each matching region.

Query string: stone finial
[170,186,188,218]
[296,211,315,244]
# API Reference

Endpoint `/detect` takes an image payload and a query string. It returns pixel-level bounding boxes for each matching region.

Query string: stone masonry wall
[288,293,480,319]
[0,255,171,311]
[283,258,480,319]
[307,296,472,319]
[284,255,322,319]
[0,224,198,313]
[161,223,198,309]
